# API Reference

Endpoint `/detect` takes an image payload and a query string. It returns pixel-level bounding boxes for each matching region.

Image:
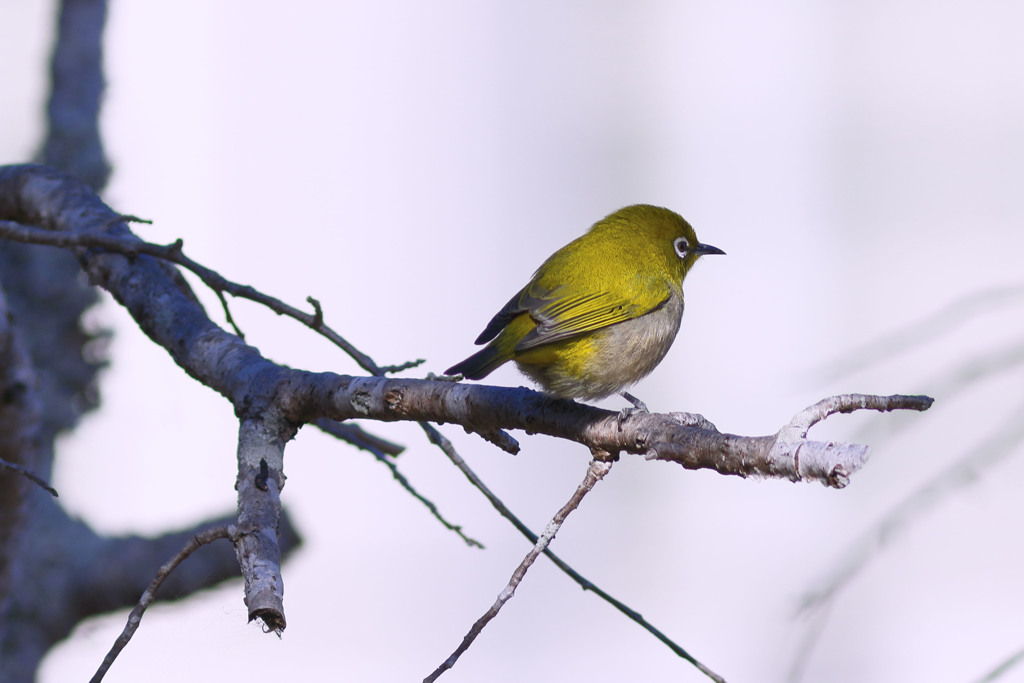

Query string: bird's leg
[617,391,649,427]
[620,391,649,413]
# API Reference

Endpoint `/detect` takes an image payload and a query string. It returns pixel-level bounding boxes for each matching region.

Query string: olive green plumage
[446,204,723,400]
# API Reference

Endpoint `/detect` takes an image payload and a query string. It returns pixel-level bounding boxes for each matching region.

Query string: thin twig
[419,422,724,681]
[315,419,483,548]
[215,289,245,339]
[0,456,58,497]
[424,459,615,683]
[90,525,236,682]
[787,600,833,683]
[314,418,406,457]
[380,358,427,374]
[0,221,384,375]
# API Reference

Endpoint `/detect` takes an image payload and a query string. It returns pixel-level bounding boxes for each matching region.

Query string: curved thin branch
[89,525,237,683]
[424,460,625,682]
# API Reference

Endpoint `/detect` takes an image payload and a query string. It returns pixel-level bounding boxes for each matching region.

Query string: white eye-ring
[673,237,690,258]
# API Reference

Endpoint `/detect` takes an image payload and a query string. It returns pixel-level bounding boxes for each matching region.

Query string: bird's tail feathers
[445,345,508,380]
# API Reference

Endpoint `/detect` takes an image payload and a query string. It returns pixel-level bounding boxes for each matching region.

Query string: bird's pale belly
[514,294,683,400]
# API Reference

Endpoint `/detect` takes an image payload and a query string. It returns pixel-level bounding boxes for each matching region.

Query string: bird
[445,204,723,404]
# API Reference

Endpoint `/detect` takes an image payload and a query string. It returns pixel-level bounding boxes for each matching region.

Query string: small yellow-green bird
[446,204,723,402]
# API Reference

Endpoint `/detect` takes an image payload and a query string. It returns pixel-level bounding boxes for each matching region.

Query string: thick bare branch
[38,0,110,191]
[281,377,933,488]
[235,417,292,631]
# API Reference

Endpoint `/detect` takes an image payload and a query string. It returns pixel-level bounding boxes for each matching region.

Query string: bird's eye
[673,237,690,258]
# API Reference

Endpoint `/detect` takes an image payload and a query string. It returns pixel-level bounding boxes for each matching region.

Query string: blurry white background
[3,2,1024,681]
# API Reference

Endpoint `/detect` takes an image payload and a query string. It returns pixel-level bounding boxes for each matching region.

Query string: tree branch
[38,0,110,191]
[0,285,48,612]
[234,417,292,631]
[282,377,932,488]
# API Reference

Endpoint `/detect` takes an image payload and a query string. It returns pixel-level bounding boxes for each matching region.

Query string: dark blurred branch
[38,0,110,190]
[0,287,47,615]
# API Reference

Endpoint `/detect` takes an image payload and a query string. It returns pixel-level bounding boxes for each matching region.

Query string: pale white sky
[4,2,1024,682]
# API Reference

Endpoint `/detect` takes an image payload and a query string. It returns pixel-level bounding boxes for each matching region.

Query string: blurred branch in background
[814,284,1024,385]
[792,294,1024,681]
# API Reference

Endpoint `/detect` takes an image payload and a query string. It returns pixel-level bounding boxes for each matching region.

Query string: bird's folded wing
[515,281,670,351]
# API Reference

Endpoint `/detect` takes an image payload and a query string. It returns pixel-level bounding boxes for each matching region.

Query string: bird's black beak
[694,243,725,256]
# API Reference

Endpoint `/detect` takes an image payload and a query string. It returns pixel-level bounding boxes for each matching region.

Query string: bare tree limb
[284,379,932,488]
[38,0,110,191]
[0,284,49,611]
[234,417,292,630]
[763,393,934,487]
